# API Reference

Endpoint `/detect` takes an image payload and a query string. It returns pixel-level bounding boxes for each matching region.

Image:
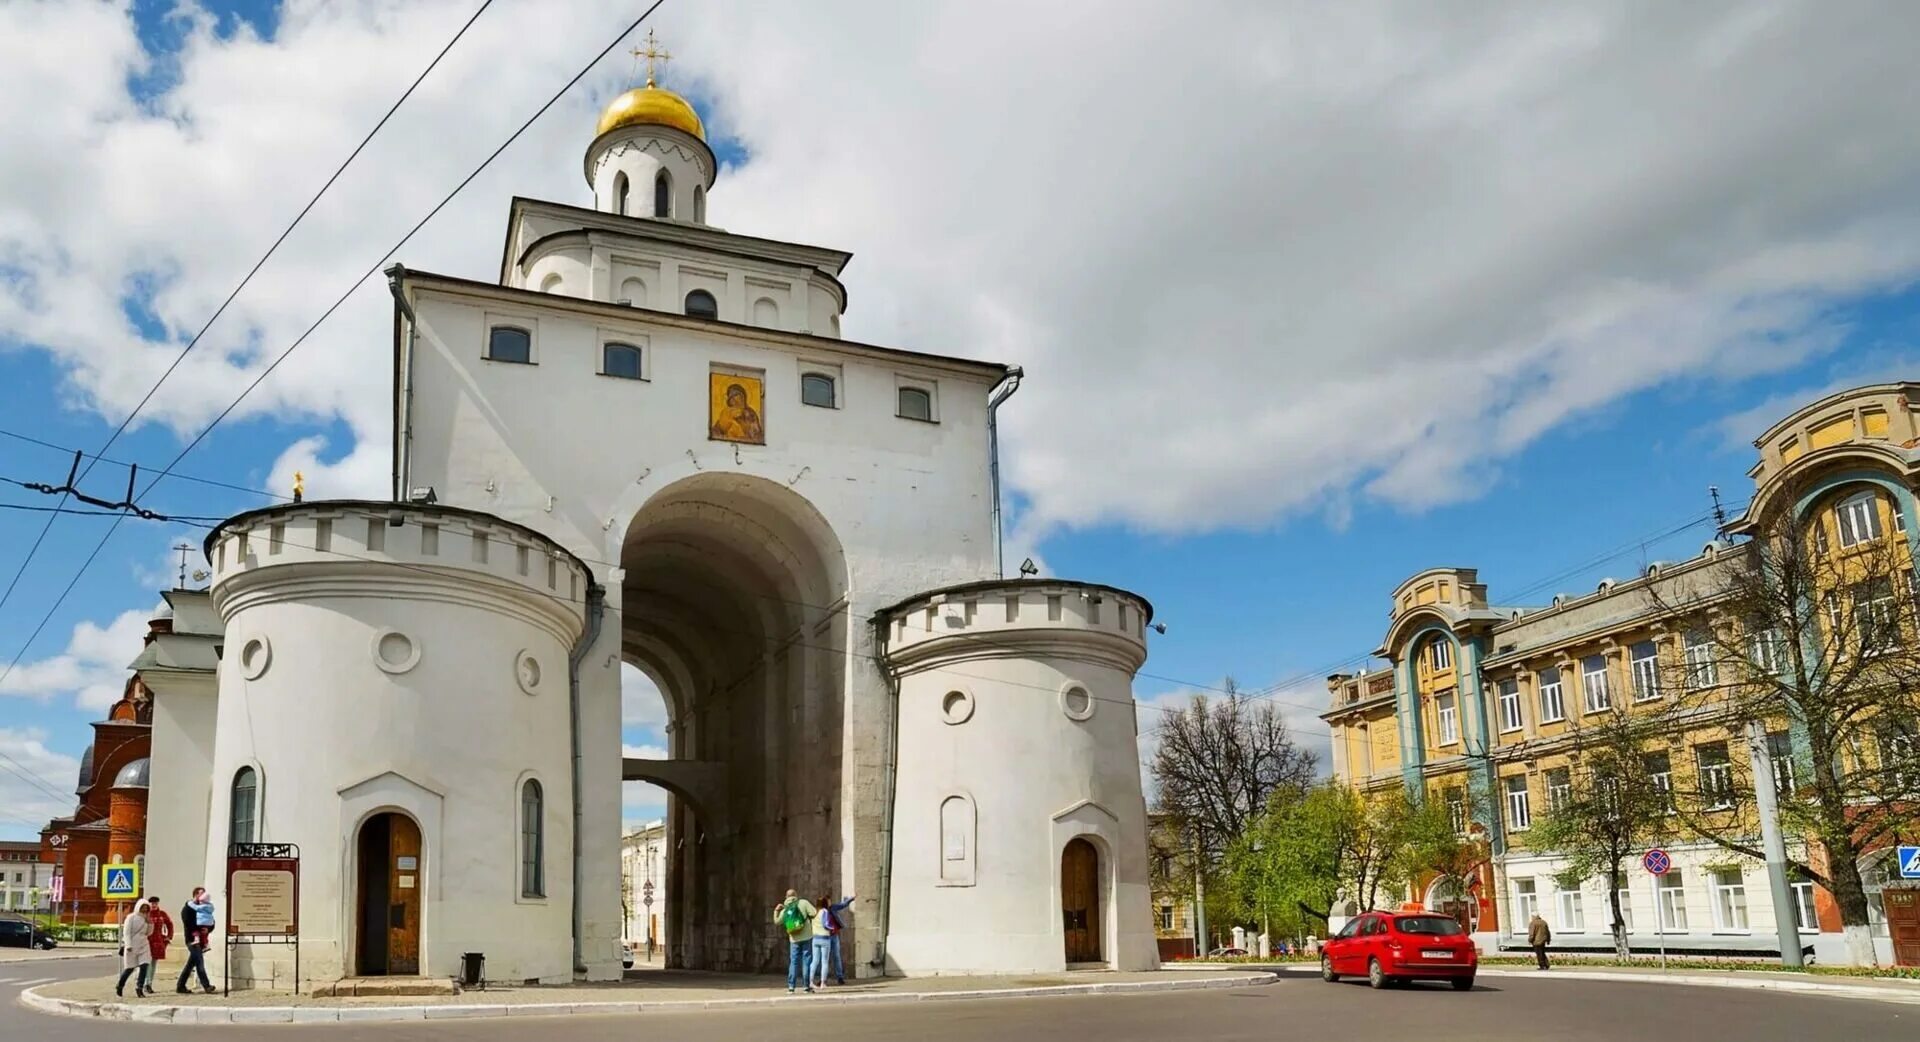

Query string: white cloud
[0,727,81,839]
[0,605,156,711]
[6,2,1920,542]
[621,743,667,761]
[621,664,669,729]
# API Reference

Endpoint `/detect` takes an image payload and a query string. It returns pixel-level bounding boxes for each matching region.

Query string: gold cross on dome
[631,29,672,87]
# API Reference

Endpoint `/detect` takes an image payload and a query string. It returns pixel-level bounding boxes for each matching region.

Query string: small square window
[898,386,933,422]
[801,371,838,409]
[602,341,645,380]
[488,324,532,364]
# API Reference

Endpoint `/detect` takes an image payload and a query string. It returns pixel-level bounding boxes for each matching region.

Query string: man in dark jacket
[1528,913,1552,970]
[176,887,216,994]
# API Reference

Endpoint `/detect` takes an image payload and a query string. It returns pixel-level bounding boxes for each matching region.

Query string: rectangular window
[1749,626,1786,675]
[1436,692,1459,746]
[1445,789,1468,834]
[1556,886,1586,933]
[1658,870,1689,932]
[1538,668,1566,723]
[1684,629,1718,689]
[1616,888,1635,933]
[1710,868,1749,932]
[1767,731,1798,798]
[1791,880,1819,933]
[1643,752,1674,812]
[486,324,533,364]
[1853,578,1901,653]
[1836,492,1883,548]
[1498,679,1523,733]
[1630,641,1660,702]
[1429,640,1453,671]
[1160,905,1175,931]
[1504,774,1532,831]
[1581,655,1611,713]
[1546,767,1572,813]
[1513,879,1539,927]
[1881,724,1920,790]
[1697,743,1735,809]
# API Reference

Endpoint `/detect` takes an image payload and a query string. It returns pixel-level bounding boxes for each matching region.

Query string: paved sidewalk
[24,968,1277,1025]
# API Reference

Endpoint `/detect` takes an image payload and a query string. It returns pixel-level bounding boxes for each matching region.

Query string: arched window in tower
[684,289,718,320]
[84,854,99,888]
[230,766,259,845]
[693,185,706,223]
[520,779,545,898]
[654,170,672,218]
[613,171,630,216]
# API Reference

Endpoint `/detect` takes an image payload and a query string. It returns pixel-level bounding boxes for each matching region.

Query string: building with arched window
[131,38,1158,988]
[1323,383,1920,968]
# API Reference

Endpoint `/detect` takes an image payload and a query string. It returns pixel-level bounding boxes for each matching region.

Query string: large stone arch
[616,472,849,972]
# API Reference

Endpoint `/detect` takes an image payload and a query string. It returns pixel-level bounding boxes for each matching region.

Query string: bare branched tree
[1150,678,1318,863]
[1644,485,1920,964]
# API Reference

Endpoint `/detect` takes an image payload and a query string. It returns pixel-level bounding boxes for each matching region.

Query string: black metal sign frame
[225,842,300,996]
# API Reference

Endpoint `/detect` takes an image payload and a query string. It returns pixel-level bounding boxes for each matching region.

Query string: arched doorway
[1061,838,1102,964]
[617,474,847,972]
[355,812,423,976]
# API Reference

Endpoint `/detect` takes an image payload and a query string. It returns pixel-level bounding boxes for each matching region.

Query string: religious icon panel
[708,369,766,445]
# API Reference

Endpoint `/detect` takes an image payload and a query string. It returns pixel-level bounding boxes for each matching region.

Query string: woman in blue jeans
[811,894,855,987]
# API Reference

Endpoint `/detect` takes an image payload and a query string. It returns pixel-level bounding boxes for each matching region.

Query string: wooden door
[1887,889,1920,968]
[355,814,422,976]
[1061,838,1101,963]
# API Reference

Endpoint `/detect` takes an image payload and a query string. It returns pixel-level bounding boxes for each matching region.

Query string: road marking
[5,977,55,988]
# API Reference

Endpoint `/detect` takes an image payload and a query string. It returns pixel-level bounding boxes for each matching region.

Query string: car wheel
[1451,976,1474,991]
[1320,955,1338,983]
[1367,957,1388,990]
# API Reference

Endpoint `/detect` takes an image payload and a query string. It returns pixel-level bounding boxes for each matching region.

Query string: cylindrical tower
[200,500,590,987]
[585,77,715,225]
[878,579,1158,974]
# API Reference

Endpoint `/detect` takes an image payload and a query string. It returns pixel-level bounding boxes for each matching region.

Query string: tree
[1226,781,1433,931]
[1150,678,1318,862]
[1645,488,1920,965]
[1529,709,1675,958]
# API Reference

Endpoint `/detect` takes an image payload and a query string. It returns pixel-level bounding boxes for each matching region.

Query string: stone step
[311,978,460,998]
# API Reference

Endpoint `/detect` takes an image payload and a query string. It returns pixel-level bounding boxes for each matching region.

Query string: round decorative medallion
[371,629,421,675]
[940,688,975,725]
[1059,683,1095,722]
[238,636,272,680]
[516,650,544,696]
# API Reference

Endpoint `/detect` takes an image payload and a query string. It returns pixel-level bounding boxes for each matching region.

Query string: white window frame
[1790,880,1818,933]
[1853,578,1902,654]
[1538,669,1566,723]
[1709,867,1750,933]
[1498,679,1523,733]
[1767,731,1798,798]
[83,855,99,889]
[1429,639,1453,672]
[1581,655,1611,713]
[1644,752,1675,812]
[1436,692,1459,746]
[799,361,843,409]
[1749,627,1787,675]
[1445,789,1468,835]
[1556,885,1586,933]
[1835,490,1883,548]
[1615,888,1635,933]
[1683,629,1717,690]
[1630,641,1660,702]
[1656,870,1689,932]
[895,376,939,423]
[1697,743,1735,810]
[597,333,649,381]
[483,312,540,364]
[520,777,546,900]
[1546,767,1572,813]
[1512,878,1540,928]
[1159,904,1175,931]
[1504,775,1532,831]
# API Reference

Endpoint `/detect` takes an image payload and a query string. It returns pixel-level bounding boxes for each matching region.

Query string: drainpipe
[568,584,607,975]
[868,614,901,974]
[986,367,1024,579]
[384,264,418,502]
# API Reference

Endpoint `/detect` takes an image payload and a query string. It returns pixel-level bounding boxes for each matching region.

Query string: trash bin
[461,952,485,988]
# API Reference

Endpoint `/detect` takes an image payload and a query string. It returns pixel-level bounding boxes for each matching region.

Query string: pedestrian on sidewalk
[177,886,217,994]
[815,893,854,986]
[145,896,174,973]
[116,900,154,998]
[773,889,817,994]
[1528,913,1552,970]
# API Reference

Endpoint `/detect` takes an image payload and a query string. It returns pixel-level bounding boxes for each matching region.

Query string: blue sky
[4,2,1919,839]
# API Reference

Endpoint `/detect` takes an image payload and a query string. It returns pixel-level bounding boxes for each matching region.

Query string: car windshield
[1394,915,1464,936]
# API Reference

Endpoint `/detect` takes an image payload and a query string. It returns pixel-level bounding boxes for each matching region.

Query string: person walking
[1528,912,1552,970]
[177,887,217,994]
[145,896,174,972]
[815,894,854,986]
[772,889,817,993]
[116,901,155,998]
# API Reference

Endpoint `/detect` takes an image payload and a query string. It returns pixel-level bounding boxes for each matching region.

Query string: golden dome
[596,83,705,142]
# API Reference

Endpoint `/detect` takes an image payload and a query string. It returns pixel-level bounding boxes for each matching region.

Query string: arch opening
[617,473,848,973]
[354,811,423,976]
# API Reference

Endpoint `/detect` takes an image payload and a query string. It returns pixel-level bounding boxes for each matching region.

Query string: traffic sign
[1642,848,1672,876]
[102,863,140,899]
[1898,846,1920,880]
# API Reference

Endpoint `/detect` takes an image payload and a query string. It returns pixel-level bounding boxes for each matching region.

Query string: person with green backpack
[773,889,818,993]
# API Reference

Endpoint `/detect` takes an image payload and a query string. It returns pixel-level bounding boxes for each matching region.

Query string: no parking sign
[1642,848,1671,876]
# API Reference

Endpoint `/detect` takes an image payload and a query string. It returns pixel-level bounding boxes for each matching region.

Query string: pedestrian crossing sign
[1898,845,1920,880]
[102,864,140,900]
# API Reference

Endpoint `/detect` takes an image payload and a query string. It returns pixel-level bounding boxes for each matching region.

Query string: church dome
[113,758,150,789]
[596,84,705,142]
[76,744,96,792]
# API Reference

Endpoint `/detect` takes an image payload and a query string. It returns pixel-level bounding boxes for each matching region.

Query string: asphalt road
[5,962,1913,1039]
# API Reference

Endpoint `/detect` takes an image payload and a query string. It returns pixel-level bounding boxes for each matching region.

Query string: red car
[1320,912,1477,990]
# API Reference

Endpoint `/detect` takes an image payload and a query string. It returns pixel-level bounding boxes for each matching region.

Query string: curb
[20,971,1276,1025]
[1477,969,1920,1005]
